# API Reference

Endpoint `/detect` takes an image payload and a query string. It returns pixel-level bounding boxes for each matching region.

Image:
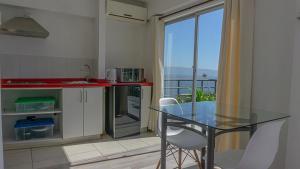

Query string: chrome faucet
[81,64,92,82]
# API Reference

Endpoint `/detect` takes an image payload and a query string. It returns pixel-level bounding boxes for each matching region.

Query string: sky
[164,8,224,71]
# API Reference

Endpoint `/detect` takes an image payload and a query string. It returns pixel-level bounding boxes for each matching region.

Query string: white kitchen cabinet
[63,87,104,139]
[62,88,84,138]
[83,88,103,136]
[140,86,152,129]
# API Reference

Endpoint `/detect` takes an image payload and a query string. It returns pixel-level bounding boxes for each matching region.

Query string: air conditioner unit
[106,0,147,23]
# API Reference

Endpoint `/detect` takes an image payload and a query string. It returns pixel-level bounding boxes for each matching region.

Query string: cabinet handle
[85,90,88,103]
[80,90,83,103]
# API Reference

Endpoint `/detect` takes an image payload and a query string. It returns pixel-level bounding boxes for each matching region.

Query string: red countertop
[1,78,153,89]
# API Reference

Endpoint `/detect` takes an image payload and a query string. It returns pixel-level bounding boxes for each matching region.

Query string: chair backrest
[236,120,285,169]
[158,98,184,136]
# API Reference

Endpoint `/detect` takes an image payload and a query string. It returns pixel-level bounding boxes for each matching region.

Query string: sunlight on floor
[4,134,161,169]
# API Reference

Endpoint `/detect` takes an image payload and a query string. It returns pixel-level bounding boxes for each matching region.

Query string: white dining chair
[157,98,207,169]
[213,120,285,169]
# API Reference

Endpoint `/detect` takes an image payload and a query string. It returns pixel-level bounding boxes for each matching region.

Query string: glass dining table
[150,101,289,169]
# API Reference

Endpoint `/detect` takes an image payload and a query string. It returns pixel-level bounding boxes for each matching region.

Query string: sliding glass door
[164,17,196,103]
[163,6,224,104]
[196,7,224,102]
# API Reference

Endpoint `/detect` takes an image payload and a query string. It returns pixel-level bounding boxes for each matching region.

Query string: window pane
[164,17,195,102]
[196,8,224,102]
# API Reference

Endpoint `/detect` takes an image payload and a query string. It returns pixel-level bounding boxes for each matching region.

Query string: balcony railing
[164,79,217,98]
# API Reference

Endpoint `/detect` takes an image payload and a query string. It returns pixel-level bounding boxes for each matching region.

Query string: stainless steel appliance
[106,68,144,83]
[106,85,141,138]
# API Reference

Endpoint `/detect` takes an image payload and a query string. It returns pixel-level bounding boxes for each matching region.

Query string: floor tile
[6,163,33,169]
[140,136,161,146]
[4,149,32,169]
[32,146,67,162]
[62,143,97,156]
[32,158,69,169]
[93,141,127,156]
[117,138,149,151]
[4,133,159,169]
[32,146,69,168]
[67,151,103,164]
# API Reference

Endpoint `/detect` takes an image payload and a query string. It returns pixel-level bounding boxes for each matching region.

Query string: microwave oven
[106,68,144,83]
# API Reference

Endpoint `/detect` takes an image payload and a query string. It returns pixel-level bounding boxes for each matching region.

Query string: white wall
[0,4,97,78]
[0,1,150,80]
[95,0,149,80]
[96,0,106,79]
[0,6,96,59]
[105,19,147,72]
[286,0,300,169]
[252,0,296,168]
[0,0,97,18]
[252,0,295,119]
[97,0,149,81]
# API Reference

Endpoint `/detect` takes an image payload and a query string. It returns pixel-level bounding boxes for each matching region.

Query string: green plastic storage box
[15,97,55,112]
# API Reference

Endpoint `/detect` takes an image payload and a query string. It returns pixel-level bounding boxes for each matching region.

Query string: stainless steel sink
[63,81,97,84]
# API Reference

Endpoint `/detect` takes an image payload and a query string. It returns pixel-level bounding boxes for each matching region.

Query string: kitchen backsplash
[0,53,97,78]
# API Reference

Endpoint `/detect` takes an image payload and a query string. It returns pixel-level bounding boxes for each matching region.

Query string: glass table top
[150,101,289,130]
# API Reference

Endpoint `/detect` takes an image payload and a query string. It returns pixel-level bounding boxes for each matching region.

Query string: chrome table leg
[161,113,167,169]
[206,127,215,169]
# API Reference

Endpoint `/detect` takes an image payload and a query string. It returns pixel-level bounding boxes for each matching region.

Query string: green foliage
[176,88,216,103]
[195,88,216,102]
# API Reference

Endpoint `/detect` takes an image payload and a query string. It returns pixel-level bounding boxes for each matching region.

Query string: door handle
[80,90,83,103]
[85,90,88,103]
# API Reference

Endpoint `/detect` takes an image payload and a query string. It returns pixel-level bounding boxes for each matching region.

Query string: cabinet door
[140,86,152,129]
[63,88,84,138]
[83,88,104,136]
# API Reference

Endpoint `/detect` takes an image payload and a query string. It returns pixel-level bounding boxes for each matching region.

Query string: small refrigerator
[106,85,141,138]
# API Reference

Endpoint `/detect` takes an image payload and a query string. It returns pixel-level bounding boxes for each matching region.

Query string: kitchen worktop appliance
[106,68,144,83]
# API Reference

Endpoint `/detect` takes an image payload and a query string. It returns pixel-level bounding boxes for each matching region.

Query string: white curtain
[147,16,165,131]
[216,0,255,151]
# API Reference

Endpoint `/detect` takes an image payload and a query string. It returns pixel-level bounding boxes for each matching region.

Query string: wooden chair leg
[193,150,202,169]
[201,147,206,169]
[156,159,161,169]
[178,148,182,169]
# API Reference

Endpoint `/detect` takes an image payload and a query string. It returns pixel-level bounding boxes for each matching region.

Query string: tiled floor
[4,134,161,169]
[70,150,204,169]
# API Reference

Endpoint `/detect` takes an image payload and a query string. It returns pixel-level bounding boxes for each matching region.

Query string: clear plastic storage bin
[15,97,55,112]
[14,118,54,140]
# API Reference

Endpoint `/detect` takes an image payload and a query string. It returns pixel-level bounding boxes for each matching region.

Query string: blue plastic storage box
[14,118,54,140]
